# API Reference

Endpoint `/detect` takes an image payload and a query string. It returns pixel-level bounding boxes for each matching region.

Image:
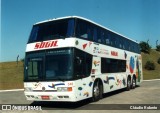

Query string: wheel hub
[94,86,99,97]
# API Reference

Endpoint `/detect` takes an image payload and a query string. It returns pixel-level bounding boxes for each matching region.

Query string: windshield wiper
[52,34,65,39]
[57,77,65,82]
[52,77,65,82]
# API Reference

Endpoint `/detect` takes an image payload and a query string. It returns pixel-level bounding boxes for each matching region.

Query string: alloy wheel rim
[133,79,136,87]
[94,86,99,97]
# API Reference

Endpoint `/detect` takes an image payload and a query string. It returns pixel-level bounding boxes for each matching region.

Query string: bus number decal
[68,82,73,86]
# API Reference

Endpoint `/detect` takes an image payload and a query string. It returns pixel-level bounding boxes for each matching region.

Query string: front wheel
[92,81,102,102]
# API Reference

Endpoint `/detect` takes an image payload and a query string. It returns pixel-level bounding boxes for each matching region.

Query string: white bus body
[24,16,143,102]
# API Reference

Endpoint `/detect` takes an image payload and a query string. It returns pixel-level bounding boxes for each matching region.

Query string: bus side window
[135,43,140,53]
[74,49,92,78]
[126,40,130,51]
[105,33,111,45]
[103,32,109,45]
[76,19,92,41]
[134,42,138,53]
[118,36,123,49]
[111,35,116,47]
[93,27,97,42]
[100,29,105,44]
[123,38,126,50]
[97,28,102,43]
[101,58,126,73]
[93,26,102,43]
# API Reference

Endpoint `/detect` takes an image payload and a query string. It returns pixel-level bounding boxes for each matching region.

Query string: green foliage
[156,45,160,52]
[20,58,24,62]
[139,41,151,54]
[145,61,155,70]
[157,58,160,64]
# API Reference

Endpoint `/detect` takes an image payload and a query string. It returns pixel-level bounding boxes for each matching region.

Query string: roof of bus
[35,16,138,43]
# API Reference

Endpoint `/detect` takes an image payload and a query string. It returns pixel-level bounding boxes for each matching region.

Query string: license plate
[41,96,50,100]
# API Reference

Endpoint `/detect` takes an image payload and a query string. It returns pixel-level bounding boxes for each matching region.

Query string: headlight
[24,87,32,92]
[57,87,72,92]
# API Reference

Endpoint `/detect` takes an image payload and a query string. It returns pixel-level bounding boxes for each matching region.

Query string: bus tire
[92,81,101,102]
[131,76,136,89]
[126,77,131,91]
[99,83,103,99]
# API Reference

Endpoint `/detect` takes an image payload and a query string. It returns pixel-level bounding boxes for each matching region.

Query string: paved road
[0,80,160,113]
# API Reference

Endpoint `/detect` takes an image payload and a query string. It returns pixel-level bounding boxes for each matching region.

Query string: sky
[1,0,160,62]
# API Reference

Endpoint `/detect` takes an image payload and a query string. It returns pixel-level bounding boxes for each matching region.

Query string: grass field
[0,49,160,90]
[141,49,160,80]
[0,61,24,90]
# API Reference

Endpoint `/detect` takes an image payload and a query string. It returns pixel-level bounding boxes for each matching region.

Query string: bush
[158,58,160,64]
[156,45,160,52]
[21,58,24,62]
[145,61,155,70]
[139,41,151,54]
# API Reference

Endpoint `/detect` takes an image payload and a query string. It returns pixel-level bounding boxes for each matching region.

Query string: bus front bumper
[24,91,76,102]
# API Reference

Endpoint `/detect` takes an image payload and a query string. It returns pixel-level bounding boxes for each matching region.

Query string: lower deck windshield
[24,48,73,81]
[24,48,92,82]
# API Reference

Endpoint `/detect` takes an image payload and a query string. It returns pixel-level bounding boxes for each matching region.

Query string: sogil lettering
[34,41,58,49]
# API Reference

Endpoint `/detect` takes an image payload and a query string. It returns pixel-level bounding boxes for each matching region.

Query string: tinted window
[111,33,116,47]
[74,49,92,78]
[45,54,73,80]
[126,40,131,51]
[93,26,97,42]
[123,38,127,50]
[24,48,74,81]
[104,32,111,45]
[97,28,102,43]
[27,57,43,80]
[101,58,126,73]
[118,36,123,49]
[28,19,75,43]
[75,19,140,53]
[137,44,141,53]
[75,19,93,40]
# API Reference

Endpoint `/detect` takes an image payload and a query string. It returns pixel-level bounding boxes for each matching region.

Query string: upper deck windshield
[28,18,75,43]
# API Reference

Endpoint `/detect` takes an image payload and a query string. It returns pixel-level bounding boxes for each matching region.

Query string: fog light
[25,87,32,92]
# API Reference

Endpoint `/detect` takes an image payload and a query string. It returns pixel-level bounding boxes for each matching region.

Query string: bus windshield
[28,19,75,43]
[45,54,73,80]
[24,48,73,81]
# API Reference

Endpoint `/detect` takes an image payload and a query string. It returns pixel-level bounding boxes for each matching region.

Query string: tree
[158,58,160,64]
[139,41,151,54]
[156,45,160,52]
[145,61,155,70]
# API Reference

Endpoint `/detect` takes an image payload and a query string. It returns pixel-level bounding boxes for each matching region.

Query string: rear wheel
[126,77,131,91]
[131,77,136,89]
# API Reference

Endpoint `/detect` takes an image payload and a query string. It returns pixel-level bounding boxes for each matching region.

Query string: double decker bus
[24,16,143,102]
